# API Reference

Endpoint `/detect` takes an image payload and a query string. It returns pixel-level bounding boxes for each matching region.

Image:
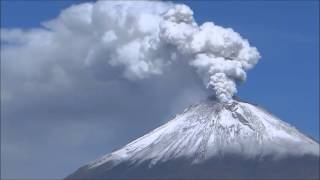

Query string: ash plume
[1,1,260,103]
[160,5,260,103]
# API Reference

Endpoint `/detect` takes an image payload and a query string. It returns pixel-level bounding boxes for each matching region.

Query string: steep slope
[66,97,319,179]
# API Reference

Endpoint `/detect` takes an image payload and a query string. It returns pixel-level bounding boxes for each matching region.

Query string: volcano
[66,97,319,179]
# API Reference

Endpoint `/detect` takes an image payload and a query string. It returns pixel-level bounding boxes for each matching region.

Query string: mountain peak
[66,98,319,179]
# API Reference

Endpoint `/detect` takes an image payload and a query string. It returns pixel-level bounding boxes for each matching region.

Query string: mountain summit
[66,97,319,179]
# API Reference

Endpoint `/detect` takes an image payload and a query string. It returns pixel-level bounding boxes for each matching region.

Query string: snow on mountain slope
[66,97,319,179]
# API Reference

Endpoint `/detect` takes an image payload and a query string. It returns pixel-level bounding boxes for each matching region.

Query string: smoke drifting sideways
[2,1,260,103]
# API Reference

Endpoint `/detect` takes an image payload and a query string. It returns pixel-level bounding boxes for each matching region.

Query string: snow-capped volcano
[66,97,319,179]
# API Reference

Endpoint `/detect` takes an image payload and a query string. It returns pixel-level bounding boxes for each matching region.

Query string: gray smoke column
[160,5,261,103]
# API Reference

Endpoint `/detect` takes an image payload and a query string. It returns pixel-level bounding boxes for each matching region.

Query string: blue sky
[1,0,319,179]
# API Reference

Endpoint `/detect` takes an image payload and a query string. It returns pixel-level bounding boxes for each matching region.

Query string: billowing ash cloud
[80,1,173,80]
[159,5,260,102]
[1,1,260,103]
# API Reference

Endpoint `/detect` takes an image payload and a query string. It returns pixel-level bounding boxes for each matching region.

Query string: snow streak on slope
[87,98,319,170]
